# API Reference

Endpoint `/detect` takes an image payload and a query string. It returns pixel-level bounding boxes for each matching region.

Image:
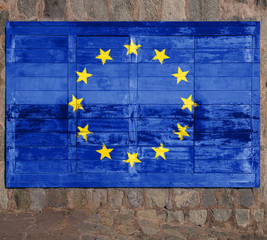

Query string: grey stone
[202,189,217,208]
[212,209,232,222]
[112,0,134,21]
[254,209,264,222]
[189,210,207,225]
[162,224,186,239]
[14,189,30,210]
[89,189,107,208]
[47,189,67,207]
[70,0,85,19]
[205,0,220,21]
[236,209,250,228]
[0,162,8,209]
[166,210,184,223]
[188,0,202,20]
[173,189,199,208]
[220,189,233,207]
[0,11,9,35]
[254,0,267,8]
[30,189,46,210]
[162,0,186,20]
[70,189,88,208]
[108,189,124,208]
[138,219,158,235]
[137,0,161,20]
[137,209,157,220]
[44,0,66,19]
[238,189,254,208]
[146,189,169,208]
[17,0,38,18]
[127,189,143,208]
[84,0,109,20]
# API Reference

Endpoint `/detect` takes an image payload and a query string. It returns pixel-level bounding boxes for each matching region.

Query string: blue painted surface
[6,21,260,187]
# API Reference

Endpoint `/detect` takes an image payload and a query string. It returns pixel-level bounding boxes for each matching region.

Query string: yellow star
[181,95,199,112]
[76,67,92,84]
[172,67,189,84]
[123,152,142,168]
[96,143,114,160]
[152,49,170,65]
[95,49,113,65]
[68,95,84,112]
[173,123,190,141]
[77,124,93,141]
[124,38,141,55]
[152,143,169,160]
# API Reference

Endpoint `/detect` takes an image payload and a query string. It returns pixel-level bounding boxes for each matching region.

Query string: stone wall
[0,0,266,239]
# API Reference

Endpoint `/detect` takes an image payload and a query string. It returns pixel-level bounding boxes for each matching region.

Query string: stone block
[17,0,38,18]
[138,219,159,235]
[137,0,161,20]
[70,189,88,208]
[14,189,30,210]
[162,0,186,20]
[238,189,254,208]
[235,209,250,228]
[84,0,109,20]
[254,209,264,222]
[212,209,232,222]
[205,0,220,20]
[166,210,184,223]
[44,0,66,19]
[88,189,107,208]
[112,0,134,21]
[189,210,207,225]
[47,189,67,208]
[108,189,124,208]
[0,11,9,35]
[116,224,140,235]
[188,0,202,20]
[137,209,157,220]
[162,224,186,239]
[173,189,199,208]
[146,189,169,208]
[0,162,8,209]
[202,189,217,208]
[127,189,143,208]
[220,189,233,207]
[30,189,46,210]
[70,0,85,19]
[254,0,267,8]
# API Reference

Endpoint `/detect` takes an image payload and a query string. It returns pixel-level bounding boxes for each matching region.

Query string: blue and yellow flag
[6,22,260,187]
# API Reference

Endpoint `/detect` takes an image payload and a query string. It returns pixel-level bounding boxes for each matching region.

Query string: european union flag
[6,22,260,187]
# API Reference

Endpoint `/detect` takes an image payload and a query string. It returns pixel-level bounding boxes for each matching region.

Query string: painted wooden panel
[6,21,260,187]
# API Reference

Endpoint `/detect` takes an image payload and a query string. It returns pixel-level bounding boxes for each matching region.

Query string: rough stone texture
[220,189,233,207]
[202,189,217,208]
[70,0,85,19]
[173,189,200,208]
[88,189,107,208]
[236,209,250,228]
[127,189,143,208]
[84,0,109,20]
[137,209,157,220]
[17,0,38,18]
[112,0,134,21]
[14,189,30,210]
[161,0,186,20]
[138,219,158,235]
[0,162,8,209]
[166,210,185,223]
[146,189,169,208]
[70,189,88,208]
[238,189,255,208]
[188,0,202,20]
[205,0,220,20]
[108,189,124,208]
[162,224,186,239]
[0,11,9,35]
[43,0,66,19]
[254,209,264,222]
[254,0,267,8]
[137,0,161,20]
[212,209,232,222]
[30,189,46,210]
[47,189,67,208]
[189,210,207,225]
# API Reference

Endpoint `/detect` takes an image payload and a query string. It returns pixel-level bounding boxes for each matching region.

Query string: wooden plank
[14,35,68,49]
[196,49,252,62]
[77,36,129,48]
[138,91,194,104]
[195,146,259,160]
[195,77,251,90]
[14,77,67,91]
[15,49,68,63]
[77,77,129,91]
[195,36,252,49]
[195,105,251,119]
[7,119,68,133]
[195,119,252,132]
[15,160,68,173]
[6,104,68,119]
[15,146,68,160]
[195,160,256,173]
[138,77,194,91]
[195,91,251,104]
